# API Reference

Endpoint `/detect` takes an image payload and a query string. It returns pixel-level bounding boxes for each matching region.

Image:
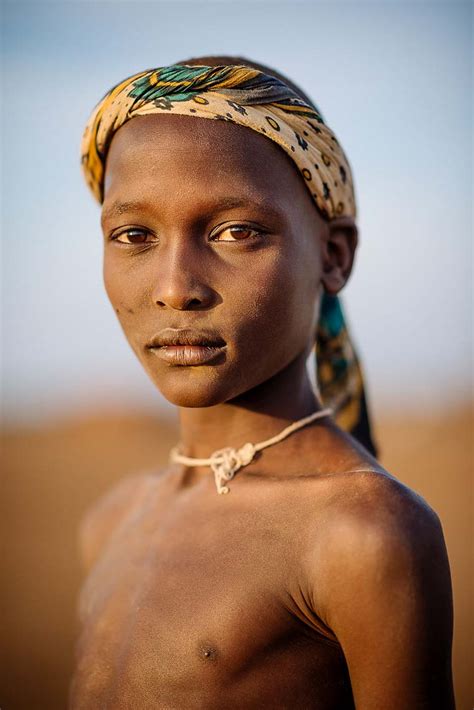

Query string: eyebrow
[101,200,147,223]
[101,196,285,225]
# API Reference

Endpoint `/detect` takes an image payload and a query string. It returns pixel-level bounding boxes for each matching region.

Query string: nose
[151,242,216,311]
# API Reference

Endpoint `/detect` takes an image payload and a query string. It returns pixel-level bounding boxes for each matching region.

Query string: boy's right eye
[112,229,157,245]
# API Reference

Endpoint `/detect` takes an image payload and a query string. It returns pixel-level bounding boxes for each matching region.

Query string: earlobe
[320,217,358,295]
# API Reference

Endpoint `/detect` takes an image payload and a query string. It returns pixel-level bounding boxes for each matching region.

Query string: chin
[143,366,239,408]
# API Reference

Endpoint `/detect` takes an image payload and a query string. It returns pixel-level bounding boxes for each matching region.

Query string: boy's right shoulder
[78,467,167,574]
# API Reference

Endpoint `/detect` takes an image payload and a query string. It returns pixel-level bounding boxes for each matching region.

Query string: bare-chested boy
[70,57,455,709]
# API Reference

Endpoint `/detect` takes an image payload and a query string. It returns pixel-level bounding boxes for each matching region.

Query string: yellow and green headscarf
[81,64,377,456]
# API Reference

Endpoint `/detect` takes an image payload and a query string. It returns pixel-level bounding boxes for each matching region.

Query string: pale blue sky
[1,0,472,424]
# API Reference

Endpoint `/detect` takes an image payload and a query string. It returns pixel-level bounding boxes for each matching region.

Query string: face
[101,114,331,408]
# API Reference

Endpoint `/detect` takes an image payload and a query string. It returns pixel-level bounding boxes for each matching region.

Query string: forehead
[103,113,315,213]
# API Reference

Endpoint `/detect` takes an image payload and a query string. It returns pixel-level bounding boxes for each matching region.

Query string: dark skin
[70,112,455,709]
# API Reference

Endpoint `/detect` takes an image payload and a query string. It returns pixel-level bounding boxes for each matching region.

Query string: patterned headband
[81,64,356,218]
[80,64,376,455]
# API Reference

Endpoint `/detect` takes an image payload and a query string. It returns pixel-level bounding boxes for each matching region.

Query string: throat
[172,407,333,495]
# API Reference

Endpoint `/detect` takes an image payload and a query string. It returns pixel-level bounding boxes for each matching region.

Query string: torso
[71,431,385,710]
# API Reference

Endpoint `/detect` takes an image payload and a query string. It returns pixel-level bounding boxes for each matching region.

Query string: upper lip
[147,328,226,348]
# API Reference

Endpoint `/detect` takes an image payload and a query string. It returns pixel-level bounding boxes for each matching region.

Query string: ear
[320,216,358,295]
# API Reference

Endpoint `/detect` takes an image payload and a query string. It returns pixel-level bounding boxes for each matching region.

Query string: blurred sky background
[1,0,472,426]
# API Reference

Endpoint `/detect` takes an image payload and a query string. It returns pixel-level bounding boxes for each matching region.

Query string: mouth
[146,328,227,366]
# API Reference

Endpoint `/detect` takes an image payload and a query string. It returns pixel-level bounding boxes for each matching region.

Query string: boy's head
[102,109,356,407]
[81,57,376,454]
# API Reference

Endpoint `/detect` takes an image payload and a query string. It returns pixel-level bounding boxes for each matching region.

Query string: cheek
[103,255,145,317]
[230,249,319,359]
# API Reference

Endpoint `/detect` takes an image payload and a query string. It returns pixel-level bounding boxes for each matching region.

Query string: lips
[146,328,226,366]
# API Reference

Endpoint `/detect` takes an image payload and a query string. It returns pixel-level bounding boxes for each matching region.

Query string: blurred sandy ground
[1,405,472,710]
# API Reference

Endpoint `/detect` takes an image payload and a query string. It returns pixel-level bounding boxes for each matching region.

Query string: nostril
[153,282,216,310]
[154,296,204,310]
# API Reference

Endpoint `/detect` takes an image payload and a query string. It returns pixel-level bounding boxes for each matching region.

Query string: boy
[71,57,454,709]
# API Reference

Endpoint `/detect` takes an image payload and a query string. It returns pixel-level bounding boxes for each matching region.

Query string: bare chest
[71,479,352,709]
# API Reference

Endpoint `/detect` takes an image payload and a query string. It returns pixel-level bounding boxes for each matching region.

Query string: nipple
[199,644,218,661]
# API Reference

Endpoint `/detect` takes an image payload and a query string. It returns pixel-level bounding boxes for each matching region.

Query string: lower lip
[149,345,226,366]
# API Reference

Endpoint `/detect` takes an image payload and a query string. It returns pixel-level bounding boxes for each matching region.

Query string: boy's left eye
[211,225,262,242]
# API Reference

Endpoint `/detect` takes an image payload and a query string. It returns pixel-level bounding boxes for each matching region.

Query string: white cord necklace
[169,407,333,495]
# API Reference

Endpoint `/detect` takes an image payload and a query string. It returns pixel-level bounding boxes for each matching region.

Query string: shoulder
[298,469,454,706]
[305,467,451,623]
[329,466,440,533]
[318,468,445,575]
[302,420,448,575]
[78,468,165,574]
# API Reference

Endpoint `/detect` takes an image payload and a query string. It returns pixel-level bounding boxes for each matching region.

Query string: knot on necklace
[209,442,256,495]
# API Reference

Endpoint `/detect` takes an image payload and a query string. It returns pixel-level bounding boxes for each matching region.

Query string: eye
[112,228,157,245]
[211,224,263,242]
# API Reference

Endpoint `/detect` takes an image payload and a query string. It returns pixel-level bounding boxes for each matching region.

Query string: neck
[177,350,322,460]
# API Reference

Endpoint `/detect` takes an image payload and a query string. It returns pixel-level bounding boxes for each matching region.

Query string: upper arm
[311,477,455,710]
[78,471,152,574]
